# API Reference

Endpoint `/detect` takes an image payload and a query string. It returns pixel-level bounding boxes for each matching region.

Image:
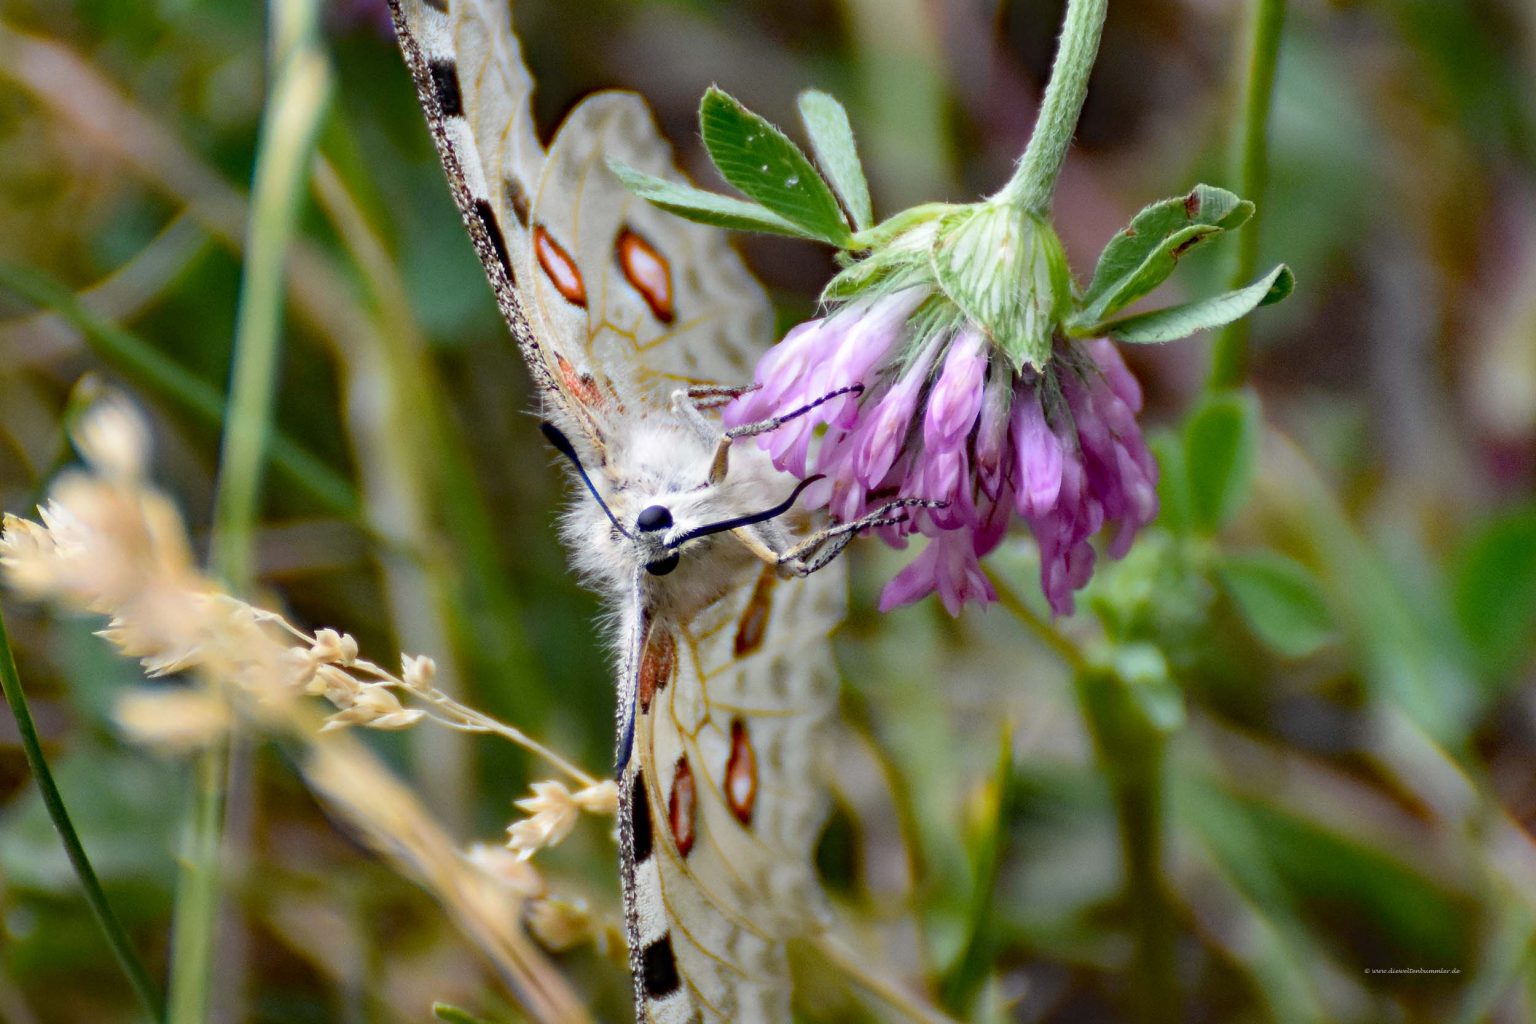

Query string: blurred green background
[0,0,1534,1021]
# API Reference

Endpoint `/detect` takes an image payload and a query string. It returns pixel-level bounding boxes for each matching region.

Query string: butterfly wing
[388,4,846,1019]
[388,0,773,452]
[619,561,843,1023]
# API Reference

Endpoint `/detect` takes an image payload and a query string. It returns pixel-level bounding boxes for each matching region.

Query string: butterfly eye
[645,553,681,577]
[636,505,673,532]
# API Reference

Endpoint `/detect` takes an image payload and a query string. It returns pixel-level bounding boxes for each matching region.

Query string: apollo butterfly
[385,2,925,1019]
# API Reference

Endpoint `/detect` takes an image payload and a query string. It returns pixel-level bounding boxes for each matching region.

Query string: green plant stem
[1076,665,1177,1024]
[997,0,1108,216]
[939,722,1015,1015]
[1209,0,1287,390]
[1116,746,1176,1024]
[210,8,331,588]
[986,569,1086,671]
[170,1,331,1021]
[166,745,226,1024]
[0,605,164,1021]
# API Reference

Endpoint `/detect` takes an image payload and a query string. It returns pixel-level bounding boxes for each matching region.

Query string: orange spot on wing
[616,227,675,324]
[732,570,777,657]
[637,627,676,714]
[554,352,604,409]
[724,719,757,826]
[668,756,696,858]
[534,225,587,307]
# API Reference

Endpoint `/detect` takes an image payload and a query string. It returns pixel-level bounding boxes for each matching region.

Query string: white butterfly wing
[390,0,773,448]
[387,4,846,1020]
[620,560,843,1023]
[532,93,771,405]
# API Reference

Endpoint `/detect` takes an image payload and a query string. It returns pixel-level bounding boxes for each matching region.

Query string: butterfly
[385,2,924,1020]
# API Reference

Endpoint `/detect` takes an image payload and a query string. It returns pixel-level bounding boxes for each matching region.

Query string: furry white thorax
[559,411,794,621]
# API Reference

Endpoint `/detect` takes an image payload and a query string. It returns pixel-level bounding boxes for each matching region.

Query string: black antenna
[671,475,825,546]
[539,421,632,539]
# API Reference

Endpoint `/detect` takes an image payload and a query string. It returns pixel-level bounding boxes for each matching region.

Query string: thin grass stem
[169,0,332,1020]
[813,934,961,1024]
[0,604,164,1021]
[1209,0,1287,389]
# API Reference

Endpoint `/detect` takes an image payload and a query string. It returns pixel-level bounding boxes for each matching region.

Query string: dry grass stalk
[0,393,610,1023]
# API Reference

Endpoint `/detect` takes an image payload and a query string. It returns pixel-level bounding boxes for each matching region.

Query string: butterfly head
[541,421,816,584]
[633,504,681,576]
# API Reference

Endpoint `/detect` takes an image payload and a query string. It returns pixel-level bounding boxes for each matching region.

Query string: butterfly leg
[776,498,946,576]
[723,384,863,441]
[702,383,866,486]
[683,383,758,410]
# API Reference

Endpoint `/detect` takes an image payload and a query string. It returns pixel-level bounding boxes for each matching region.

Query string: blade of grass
[0,24,371,358]
[0,262,358,521]
[1076,662,1178,1024]
[0,213,207,371]
[170,0,331,1021]
[0,604,164,1021]
[306,146,543,724]
[210,0,332,590]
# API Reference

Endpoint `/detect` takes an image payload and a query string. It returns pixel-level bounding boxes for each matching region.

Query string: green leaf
[606,160,814,239]
[699,87,853,246]
[1218,550,1335,658]
[1098,265,1294,344]
[797,90,874,232]
[1452,508,1536,678]
[1148,432,1192,535]
[1073,185,1254,328]
[1183,390,1261,534]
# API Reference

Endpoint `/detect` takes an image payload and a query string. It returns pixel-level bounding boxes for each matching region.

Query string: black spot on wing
[428,59,463,118]
[641,934,681,998]
[505,176,531,228]
[472,199,515,285]
[630,769,652,863]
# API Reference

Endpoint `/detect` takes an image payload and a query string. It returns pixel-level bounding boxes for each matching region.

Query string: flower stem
[1208,0,1287,390]
[986,569,1086,671]
[997,0,1109,216]
[0,606,164,1021]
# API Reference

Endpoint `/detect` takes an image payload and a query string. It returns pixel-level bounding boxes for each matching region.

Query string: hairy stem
[997,0,1109,216]
[1209,0,1287,389]
[0,606,163,1021]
